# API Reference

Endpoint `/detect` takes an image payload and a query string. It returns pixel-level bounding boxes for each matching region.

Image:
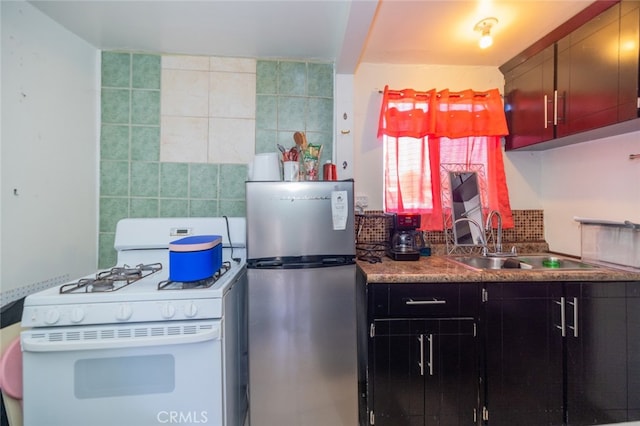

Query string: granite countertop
[357,254,640,283]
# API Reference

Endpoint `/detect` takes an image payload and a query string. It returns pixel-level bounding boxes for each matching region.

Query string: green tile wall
[255,60,334,164]
[99,53,334,267]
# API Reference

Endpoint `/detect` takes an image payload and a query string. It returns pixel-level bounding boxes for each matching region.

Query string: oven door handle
[21,325,220,352]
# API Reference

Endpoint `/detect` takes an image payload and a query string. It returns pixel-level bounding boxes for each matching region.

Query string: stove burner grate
[59,263,163,294]
[157,261,232,290]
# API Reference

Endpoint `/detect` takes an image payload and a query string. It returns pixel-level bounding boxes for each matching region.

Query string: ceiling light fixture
[474,17,498,49]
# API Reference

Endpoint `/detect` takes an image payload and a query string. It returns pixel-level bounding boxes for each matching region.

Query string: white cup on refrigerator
[283,161,300,181]
[248,152,281,181]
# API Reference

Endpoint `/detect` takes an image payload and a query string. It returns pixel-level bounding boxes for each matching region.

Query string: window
[379,86,513,230]
[383,135,432,211]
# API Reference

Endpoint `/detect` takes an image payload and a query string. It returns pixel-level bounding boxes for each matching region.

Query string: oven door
[21,320,223,426]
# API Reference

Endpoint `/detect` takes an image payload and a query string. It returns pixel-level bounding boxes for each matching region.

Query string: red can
[323,161,337,181]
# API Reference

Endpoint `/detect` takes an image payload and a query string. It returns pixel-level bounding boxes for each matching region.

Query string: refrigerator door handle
[248,255,355,270]
[250,260,284,268]
[321,257,351,265]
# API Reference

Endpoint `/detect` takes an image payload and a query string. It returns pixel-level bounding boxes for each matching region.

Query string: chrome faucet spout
[485,210,503,254]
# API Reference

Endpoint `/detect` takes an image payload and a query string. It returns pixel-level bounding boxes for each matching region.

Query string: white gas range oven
[20,217,248,426]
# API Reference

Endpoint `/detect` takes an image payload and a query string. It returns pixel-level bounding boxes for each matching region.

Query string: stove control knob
[160,303,176,319]
[184,302,198,318]
[70,307,85,323]
[115,303,133,321]
[44,309,60,325]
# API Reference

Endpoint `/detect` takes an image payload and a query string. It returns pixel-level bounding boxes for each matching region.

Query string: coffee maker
[387,213,424,261]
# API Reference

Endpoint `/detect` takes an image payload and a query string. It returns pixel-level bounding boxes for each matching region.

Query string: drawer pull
[405,298,446,305]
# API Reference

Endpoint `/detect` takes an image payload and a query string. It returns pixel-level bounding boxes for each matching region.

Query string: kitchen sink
[448,254,600,271]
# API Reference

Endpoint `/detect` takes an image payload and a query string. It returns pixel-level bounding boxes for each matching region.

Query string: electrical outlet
[355,194,369,208]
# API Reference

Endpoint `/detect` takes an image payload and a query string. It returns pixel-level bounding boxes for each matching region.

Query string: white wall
[540,132,640,255]
[1,1,99,305]
[353,62,538,210]
[502,150,544,209]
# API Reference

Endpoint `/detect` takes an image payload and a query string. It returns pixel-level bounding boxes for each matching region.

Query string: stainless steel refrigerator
[246,180,358,426]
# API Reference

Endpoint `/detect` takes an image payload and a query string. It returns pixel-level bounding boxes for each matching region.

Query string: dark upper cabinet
[503,46,555,149]
[556,4,622,138]
[502,1,640,150]
[619,1,640,122]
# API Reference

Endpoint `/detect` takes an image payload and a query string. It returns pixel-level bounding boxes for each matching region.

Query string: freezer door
[248,265,358,426]
[246,181,355,259]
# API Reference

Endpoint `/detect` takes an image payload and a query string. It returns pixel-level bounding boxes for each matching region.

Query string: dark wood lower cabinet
[366,281,640,425]
[484,281,639,426]
[483,282,564,426]
[371,318,478,426]
[366,283,480,426]
[625,281,640,421]
[565,282,628,425]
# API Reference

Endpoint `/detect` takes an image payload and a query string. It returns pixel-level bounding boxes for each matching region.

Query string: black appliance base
[386,249,420,261]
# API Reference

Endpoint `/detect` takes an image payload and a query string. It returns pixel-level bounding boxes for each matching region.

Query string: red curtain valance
[378,86,508,139]
[377,88,436,138]
[379,85,513,231]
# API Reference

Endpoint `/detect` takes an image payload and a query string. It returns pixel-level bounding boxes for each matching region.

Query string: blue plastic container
[169,235,222,282]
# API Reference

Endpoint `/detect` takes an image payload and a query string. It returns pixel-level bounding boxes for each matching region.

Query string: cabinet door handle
[555,297,566,337]
[567,297,578,338]
[427,334,434,376]
[544,94,549,128]
[553,90,558,126]
[405,298,446,305]
[418,335,425,376]
[417,334,434,376]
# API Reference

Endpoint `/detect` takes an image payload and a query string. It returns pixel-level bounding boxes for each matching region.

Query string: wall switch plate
[355,194,369,208]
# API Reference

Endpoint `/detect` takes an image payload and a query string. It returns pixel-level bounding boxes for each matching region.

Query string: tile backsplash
[356,209,548,259]
[99,52,334,267]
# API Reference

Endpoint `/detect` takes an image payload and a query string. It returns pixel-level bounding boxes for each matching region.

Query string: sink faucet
[485,210,503,253]
[483,210,518,256]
